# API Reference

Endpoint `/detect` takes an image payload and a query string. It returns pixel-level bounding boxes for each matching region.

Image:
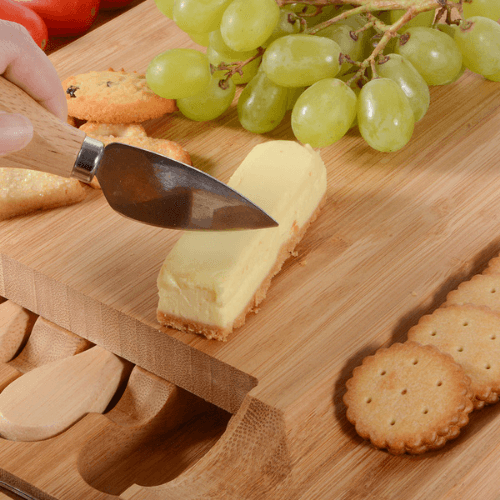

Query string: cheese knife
[0,77,278,230]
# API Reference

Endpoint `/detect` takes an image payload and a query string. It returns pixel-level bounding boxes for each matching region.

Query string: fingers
[0,112,34,156]
[0,21,68,121]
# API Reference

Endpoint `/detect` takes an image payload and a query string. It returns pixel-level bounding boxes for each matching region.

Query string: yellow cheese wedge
[157,140,327,341]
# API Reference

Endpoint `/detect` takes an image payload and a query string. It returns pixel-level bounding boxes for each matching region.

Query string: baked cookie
[79,122,147,138]
[408,305,500,409]
[444,274,500,314]
[62,69,177,123]
[81,132,192,189]
[91,135,191,166]
[0,169,87,220]
[343,341,474,454]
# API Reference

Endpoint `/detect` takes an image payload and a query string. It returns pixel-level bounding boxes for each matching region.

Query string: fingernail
[0,112,34,155]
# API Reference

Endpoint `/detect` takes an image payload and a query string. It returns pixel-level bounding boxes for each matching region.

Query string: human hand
[0,20,67,156]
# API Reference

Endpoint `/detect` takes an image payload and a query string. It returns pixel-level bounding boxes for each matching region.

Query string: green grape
[435,24,467,81]
[291,78,357,148]
[395,27,463,85]
[375,53,430,122]
[383,37,398,55]
[317,23,364,76]
[463,0,500,21]
[262,9,301,48]
[220,0,280,52]
[357,78,415,153]
[177,74,236,121]
[146,49,210,99]
[455,17,500,76]
[262,34,341,87]
[338,72,361,128]
[338,11,369,31]
[336,12,376,60]
[281,3,317,15]
[378,9,436,32]
[286,86,305,110]
[207,45,261,84]
[207,33,261,84]
[188,31,211,47]
[237,71,288,133]
[173,0,233,35]
[306,5,339,28]
[154,0,175,18]
[485,70,500,82]
[436,23,457,38]
[208,29,240,54]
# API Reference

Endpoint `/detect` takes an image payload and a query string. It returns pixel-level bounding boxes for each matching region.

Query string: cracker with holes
[62,69,177,123]
[483,255,500,276]
[343,341,474,455]
[445,274,500,313]
[408,305,500,409]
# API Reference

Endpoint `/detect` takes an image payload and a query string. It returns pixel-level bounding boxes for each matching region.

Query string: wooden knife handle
[0,76,86,177]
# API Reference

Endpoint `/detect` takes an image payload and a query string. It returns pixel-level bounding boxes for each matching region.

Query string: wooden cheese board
[2,1,500,497]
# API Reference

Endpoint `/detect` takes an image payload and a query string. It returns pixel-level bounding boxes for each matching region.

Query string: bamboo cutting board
[2,2,500,498]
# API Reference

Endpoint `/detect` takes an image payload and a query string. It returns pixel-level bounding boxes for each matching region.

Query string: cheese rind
[157,141,327,340]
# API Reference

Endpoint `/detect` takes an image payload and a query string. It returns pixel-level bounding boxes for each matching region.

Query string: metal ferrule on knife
[72,136,104,183]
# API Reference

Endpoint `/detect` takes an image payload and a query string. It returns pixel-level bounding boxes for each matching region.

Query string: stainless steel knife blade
[76,138,279,230]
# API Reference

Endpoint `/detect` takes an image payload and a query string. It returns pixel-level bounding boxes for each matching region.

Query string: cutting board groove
[2,1,500,498]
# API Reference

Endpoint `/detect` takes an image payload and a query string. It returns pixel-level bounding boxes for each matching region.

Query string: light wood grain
[0,346,232,500]
[0,345,130,441]
[0,0,500,498]
[0,77,86,177]
[0,301,32,363]
[8,316,91,373]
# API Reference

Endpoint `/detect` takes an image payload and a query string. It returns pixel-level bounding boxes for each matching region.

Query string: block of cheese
[157,140,327,341]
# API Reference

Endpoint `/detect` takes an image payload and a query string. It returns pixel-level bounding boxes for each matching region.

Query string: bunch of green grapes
[147,0,500,153]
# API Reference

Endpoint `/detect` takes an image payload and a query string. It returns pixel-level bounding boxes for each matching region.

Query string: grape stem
[306,5,371,35]
[347,7,413,84]
[212,47,265,89]
[274,0,462,87]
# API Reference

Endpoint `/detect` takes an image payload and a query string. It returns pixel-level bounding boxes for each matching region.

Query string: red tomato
[0,0,48,50]
[12,0,100,37]
[100,0,136,10]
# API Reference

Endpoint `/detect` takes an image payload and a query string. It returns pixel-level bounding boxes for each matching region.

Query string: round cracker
[445,274,500,314]
[408,305,500,408]
[343,341,474,455]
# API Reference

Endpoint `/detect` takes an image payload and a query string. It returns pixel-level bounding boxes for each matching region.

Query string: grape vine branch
[212,0,466,88]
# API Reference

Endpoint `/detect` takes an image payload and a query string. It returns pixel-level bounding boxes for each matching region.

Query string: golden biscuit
[445,274,500,314]
[344,341,474,454]
[62,69,177,123]
[81,134,192,190]
[79,122,147,138]
[0,169,87,220]
[408,305,500,409]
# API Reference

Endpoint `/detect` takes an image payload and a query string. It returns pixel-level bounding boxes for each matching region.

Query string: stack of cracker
[64,69,191,190]
[344,253,500,455]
